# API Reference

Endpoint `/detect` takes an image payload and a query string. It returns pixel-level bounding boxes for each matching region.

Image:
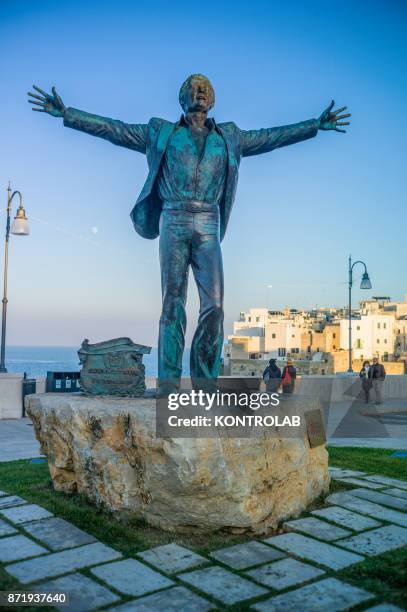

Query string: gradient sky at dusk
[0,0,406,347]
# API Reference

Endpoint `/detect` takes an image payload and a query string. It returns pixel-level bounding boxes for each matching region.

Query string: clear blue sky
[0,0,406,347]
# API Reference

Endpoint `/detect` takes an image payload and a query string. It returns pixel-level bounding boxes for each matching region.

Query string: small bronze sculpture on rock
[78,337,151,397]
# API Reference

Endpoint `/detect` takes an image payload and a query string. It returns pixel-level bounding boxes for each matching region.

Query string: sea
[5,346,191,378]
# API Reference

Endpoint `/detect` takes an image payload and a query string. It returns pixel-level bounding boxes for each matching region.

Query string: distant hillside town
[222,295,407,376]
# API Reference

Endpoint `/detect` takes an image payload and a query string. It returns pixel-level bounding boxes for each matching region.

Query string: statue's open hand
[27,85,66,117]
[318,100,351,133]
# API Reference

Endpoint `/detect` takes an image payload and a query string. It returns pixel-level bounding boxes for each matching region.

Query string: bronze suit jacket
[64,108,319,241]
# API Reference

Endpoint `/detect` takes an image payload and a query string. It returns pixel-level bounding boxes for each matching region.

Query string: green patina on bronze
[78,337,151,397]
[28,77,350,395]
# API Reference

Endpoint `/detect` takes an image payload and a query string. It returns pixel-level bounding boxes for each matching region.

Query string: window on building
[333,345,336,349]
[384,339,387,344]
[333,333,336,338]
[249,353,257,359]
[248,317,251,322]
[383,322,386,329]
[292,334,295,338]
[377,323,381,329]
[356,325,360,330]
[377,339,380,343]
[278,348,286,357]
[272,333,276,338]
[256,317,260,322]
[356,339,362,349]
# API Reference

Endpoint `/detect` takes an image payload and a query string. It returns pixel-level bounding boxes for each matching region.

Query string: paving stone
[0,534,47,563]
[336,525,407,556]
[137,542,208,574]
[283,517,351,541]
[6,542,122,584]
[35,572,120,611]
[179,565,267,605]
[251,577,373,611]
[329,469,367,478]
[209,540,286,569]
[335,477,385,489]
[0,495,27,509]
[326,492,407,527]
[0,503,53,524]
[364,605,404,611]
[91,558,173,596]
[106,586,213,611]
[361,475,407,490]
[347,488,407,511]
[311,506,381,531]
[246,557,324,590]
[264,532,364,570]
[22,517,96,551]
[0,518,17,537]
[383,487,407,500]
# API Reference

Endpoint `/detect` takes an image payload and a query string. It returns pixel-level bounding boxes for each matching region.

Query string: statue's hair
[179,74,215,112]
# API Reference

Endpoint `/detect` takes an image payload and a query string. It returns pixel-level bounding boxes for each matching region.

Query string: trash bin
[22,373,36,417]
[46,371,81,393]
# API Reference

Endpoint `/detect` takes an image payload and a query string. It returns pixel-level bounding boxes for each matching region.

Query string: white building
[339,314,395,360]
[225,308,303,363]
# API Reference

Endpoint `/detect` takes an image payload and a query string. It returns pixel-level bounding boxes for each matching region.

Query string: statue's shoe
[156,382,180,398]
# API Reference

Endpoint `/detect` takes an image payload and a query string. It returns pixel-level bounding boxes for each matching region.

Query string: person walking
[369,357,386,405]
[262,359,281,393]
[281,359,296,394]
[359,360,372,403]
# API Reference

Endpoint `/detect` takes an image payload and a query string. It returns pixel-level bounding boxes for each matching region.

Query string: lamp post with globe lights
[0,184,30,373]
[347,255,372,373]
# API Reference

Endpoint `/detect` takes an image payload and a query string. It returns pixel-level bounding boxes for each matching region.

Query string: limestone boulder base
[26,394,329,533]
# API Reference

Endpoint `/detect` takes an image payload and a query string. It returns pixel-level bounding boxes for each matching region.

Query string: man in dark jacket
[263,359,281,393]
[369,357,386,405]
[28,76,350,395]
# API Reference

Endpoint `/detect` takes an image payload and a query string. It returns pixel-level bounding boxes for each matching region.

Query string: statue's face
[184,77,214,113]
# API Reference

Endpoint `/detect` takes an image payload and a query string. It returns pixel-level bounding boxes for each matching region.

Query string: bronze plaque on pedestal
[78,337,151,397]
[305,408,327,448]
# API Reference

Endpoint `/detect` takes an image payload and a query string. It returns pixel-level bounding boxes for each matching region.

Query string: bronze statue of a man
[28,75,350,395]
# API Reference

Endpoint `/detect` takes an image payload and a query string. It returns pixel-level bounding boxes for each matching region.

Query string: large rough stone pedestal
[26,394,329,533]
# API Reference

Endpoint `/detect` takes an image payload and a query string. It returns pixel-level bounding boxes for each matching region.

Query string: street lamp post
[347,254,372,373]
[0,184,30,373]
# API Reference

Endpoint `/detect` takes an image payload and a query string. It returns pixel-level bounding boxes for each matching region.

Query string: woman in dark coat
[262,359,281,393]
[359,360,372,403]
[281,359,296,394]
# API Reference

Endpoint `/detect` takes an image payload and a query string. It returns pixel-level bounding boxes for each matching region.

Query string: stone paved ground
[0,468,406,610]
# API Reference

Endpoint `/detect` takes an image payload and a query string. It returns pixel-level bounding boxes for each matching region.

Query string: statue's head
[179,74,215,114]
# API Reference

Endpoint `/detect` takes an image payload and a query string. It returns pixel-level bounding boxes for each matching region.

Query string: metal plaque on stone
[305,408,327,448]
[78,337,151,397]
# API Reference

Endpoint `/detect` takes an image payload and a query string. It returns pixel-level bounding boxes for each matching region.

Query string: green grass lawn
[0,447,406,610]
[328,446,407,480]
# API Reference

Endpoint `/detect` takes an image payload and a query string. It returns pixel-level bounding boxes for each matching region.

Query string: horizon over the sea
[5,346,191,378]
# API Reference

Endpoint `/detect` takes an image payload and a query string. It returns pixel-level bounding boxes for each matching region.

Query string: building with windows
[224,308,304,363]
[339,314,395,360]
[223,296,407,376]
[301,323,341,354]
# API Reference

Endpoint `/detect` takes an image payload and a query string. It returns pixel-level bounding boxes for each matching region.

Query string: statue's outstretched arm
[28,85,148,154]
[240,101,350,157]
